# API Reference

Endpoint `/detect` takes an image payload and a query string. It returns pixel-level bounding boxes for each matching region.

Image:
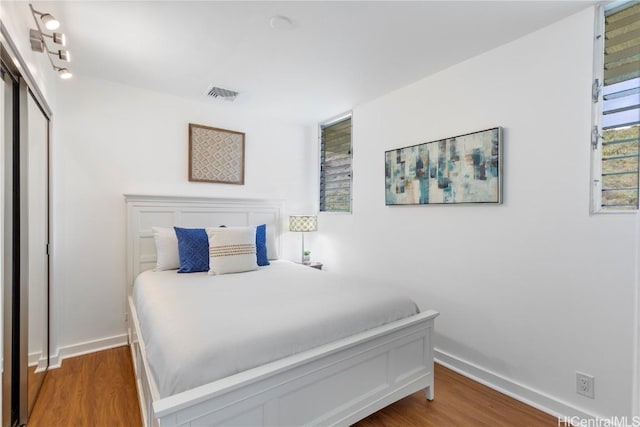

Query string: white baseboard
[28,353,48,373]
[28,350,43,366]
[435,348,602,422]
[49,334,128,369]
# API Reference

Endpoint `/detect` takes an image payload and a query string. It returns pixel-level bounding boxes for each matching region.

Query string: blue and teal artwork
[385,127,502,205]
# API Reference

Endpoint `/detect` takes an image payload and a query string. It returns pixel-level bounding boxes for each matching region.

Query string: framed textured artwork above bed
[385,127,502,205]
[188,123,245,184]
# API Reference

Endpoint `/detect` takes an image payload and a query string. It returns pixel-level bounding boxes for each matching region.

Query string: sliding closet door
[0,63,15,427]
[15,78,28,427]
[1,30,52,427]
[0,66,4,426]
[25,93,48,417]
[0,68,50,426]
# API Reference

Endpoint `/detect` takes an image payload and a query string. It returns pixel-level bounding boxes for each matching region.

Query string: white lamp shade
[289,215,317,232]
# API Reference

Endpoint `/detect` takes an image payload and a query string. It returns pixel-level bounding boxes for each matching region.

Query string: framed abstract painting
[385,127,502,205]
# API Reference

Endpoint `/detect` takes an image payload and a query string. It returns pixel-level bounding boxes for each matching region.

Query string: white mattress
[132,260,419,398]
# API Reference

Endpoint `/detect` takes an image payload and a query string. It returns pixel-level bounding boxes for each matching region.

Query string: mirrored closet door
[25,93,49,418]
[1,37,52,427]
[1,60,16,427]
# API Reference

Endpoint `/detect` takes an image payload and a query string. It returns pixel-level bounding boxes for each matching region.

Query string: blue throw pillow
[174,227,209,273]
[256,224,270,266]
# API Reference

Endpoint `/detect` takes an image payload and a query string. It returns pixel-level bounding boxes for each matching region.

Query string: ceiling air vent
[205,86,239,102]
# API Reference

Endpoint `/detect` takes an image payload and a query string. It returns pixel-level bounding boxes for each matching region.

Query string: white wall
[310,6,637,419]
[51,76,313,357]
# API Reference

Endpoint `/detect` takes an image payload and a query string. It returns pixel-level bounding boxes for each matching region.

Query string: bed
[126,195,439,427]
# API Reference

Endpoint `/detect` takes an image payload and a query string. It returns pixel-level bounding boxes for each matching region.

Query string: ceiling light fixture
[269,15,294,31]
[44,31,66,46]
[56,67,72,79]
[39,13,60,31]
[56,49,71,62]
[29,4,72,79]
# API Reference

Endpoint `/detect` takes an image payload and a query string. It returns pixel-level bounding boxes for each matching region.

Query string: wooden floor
[27,365,47,416]
[29,346,141,427]
[29,346,557,426]
[354,366,556,427]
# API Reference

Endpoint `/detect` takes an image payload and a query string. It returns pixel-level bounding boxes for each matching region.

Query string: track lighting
[53,49,70,62]
[56,67,72,79]
[29,29,45,52]
[29,30,70,62]
[30,5,61,30]
[44,32,66,46]
[29,4,72,79]
[40,13,60,31]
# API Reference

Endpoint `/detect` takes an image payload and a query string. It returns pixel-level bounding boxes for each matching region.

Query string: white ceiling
[43,1,596,124]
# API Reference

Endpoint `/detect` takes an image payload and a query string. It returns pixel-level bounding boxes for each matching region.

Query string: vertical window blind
[320,116,352,212]
[599,1,640,210]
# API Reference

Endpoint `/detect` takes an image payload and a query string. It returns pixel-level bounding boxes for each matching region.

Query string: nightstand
[306,262,323,270]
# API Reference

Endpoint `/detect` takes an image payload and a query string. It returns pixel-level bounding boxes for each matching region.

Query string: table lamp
[289,215,318,264]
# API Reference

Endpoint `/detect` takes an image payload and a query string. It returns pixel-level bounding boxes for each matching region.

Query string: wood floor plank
[28,346,557,426]
[29,346,142,427]
[356,365,556,427]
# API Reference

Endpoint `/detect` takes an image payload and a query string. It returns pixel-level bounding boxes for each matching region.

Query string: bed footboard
[128,297,160,427]
[129,296,437,427]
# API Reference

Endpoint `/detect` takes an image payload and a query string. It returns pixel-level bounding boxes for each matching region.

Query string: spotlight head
[41,13,60,30]
[58,50,70,62]
[57,68,72,79]
[52,32,65,46]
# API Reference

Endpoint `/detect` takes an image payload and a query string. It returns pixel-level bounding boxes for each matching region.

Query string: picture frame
[188,123,245,185]
[385,127,502,205]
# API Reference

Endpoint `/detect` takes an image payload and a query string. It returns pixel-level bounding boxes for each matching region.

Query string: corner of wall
[634,212,640,417]
[49,334,128,369]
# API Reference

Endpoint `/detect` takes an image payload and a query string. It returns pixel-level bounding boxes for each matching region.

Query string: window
[320,114,352,212]
[592,1,640,212]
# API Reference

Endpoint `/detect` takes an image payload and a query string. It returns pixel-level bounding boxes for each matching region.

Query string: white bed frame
[125,195,438,427]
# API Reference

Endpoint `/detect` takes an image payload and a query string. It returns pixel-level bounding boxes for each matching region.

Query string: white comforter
[132,260,419,398]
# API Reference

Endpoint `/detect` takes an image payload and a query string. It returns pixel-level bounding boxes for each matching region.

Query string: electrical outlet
[576,372,595,399]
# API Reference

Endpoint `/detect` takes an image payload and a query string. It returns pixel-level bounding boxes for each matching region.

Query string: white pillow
[152,227,180,271]
[266,225,279,260]
[206,227,258,275]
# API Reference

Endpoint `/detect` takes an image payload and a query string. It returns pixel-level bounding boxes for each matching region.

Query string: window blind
[600,1,640,210]
[320,116,352,212]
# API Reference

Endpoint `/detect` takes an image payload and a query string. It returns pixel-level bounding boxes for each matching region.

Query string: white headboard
[125,194,283,294]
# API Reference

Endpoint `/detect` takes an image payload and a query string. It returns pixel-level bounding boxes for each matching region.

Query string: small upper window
[592,1,640,212]
[319,115,352,213]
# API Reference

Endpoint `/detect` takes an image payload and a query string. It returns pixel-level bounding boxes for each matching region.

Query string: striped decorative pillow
[206,227,258,275]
